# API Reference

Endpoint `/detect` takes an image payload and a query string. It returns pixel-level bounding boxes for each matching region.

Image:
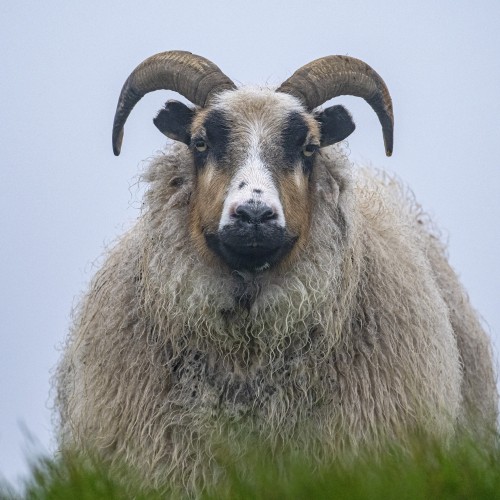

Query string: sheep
[55,50,498,490]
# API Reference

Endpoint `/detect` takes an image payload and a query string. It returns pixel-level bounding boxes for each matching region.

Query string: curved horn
[112,50,236,155]
[277,56,394,156]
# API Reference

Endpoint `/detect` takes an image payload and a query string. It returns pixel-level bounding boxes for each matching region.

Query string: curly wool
[55,143,497,490]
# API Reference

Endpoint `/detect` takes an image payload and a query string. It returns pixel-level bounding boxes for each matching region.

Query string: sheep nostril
[234,203,276,224]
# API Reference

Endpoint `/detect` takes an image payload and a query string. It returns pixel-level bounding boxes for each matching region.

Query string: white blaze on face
[218,131,285,230]
[210,87,308,231]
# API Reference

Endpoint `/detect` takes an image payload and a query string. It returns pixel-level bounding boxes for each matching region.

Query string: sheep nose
[234,202,276,224]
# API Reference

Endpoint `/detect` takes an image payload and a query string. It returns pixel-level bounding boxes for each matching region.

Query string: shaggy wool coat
[56,144,497,489]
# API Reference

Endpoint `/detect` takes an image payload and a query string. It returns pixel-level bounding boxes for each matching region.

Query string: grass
[2,434,500,499]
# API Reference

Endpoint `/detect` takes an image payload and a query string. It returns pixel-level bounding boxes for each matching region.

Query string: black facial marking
[153,100,194,145]
[316,105,356,147]
[205,227,297,273]
[191,110,231,170]
[253,188,262,194]
[281,111,310,168]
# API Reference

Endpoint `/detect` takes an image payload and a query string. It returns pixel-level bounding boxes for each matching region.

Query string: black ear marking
[316,105,356,148]
[153,100,194,145]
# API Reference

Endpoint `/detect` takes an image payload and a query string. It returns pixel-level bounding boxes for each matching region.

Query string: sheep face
[154,88,356,273]
[187,89,319,272]
[194,90,321,272]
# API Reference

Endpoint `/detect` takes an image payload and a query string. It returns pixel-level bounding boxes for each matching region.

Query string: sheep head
[112,51,393,273]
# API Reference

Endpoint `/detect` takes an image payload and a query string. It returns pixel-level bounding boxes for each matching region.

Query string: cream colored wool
[56,143,497,490]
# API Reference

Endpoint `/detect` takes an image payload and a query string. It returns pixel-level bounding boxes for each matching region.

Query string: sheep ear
[316,105,356,147]
[153,100,195,145]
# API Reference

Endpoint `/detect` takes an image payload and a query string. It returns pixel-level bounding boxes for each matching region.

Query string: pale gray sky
[1,0,499,485]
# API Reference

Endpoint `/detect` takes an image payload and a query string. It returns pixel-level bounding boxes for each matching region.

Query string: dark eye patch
[204,110,231,161]
[281,111,313,172]
[191,110,231,170]
[281,112,309,162]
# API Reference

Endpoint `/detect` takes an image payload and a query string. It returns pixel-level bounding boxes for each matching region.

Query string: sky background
[1,0,499,486]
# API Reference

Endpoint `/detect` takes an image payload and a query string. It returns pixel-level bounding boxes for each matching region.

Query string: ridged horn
[112,50,236,155]
[277,55,394,156]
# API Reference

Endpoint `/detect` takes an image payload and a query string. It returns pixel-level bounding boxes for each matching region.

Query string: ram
[56,51,497,489]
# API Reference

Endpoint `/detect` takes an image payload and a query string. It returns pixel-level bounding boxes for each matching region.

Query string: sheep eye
[194,140,207,152]
[302,144,318,157]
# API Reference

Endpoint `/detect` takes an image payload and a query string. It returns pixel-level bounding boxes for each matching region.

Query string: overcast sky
[1,0,499,486]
